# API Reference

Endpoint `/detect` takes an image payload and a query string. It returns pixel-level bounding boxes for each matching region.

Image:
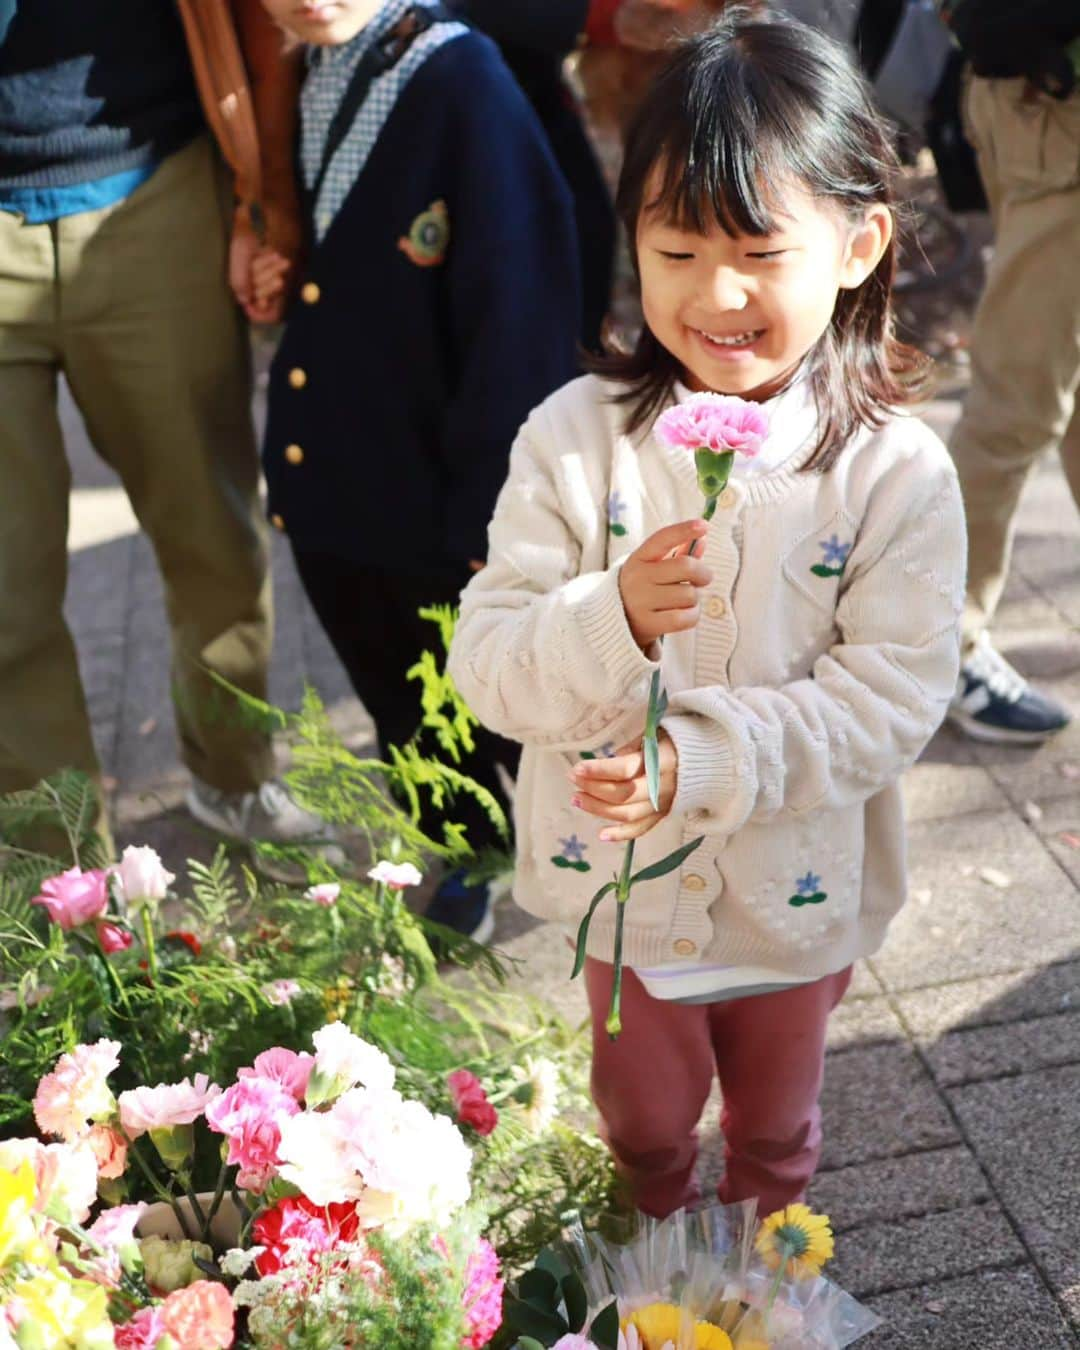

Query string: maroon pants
[585,958,852,1218]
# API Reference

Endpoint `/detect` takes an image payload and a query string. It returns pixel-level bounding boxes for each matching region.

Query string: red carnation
[252,1195,362,1277]
[165,930,202,956]
[447,1069,498,1137]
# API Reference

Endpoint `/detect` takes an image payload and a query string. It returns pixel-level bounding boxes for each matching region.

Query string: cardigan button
[288,367,308,389]
[300,282,321,304]
[683,873,706,892]
[718,486,738,510]
[285,444,304,466]
[270,513,286,532]
[705,596,726,619]
[673,938,697,956]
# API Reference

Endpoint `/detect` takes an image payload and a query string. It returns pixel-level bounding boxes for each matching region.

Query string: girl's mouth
[694,326,765,350]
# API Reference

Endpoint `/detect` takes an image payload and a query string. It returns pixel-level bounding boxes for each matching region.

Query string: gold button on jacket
[673,938,697,956]
[288,367,307,389]
[285,444,304,466]
[300,282,320,304]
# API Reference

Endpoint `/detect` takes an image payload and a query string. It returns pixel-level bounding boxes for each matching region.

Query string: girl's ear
[838,205,893,290]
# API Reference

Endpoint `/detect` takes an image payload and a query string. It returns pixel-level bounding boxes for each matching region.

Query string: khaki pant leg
[57,138,275,794]
[0,211,102,801]
[950,78,1080,647]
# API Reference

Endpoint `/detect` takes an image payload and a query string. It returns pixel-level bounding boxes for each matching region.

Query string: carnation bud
[139,1236,213,1294]
[148,1123,194,1172]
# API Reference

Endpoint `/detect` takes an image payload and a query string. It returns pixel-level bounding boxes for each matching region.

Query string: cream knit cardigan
[448,374,966,978]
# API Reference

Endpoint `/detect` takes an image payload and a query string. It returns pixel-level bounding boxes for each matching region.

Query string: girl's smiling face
[636,175,891,401]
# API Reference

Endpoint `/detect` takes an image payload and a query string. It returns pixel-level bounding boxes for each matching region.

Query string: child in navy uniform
[254,0,581,938]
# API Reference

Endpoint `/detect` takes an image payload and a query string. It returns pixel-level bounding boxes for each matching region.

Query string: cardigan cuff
[565,564,658,700]
[664,711,741,824]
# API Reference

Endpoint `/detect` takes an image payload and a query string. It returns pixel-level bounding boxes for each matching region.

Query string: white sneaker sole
[947,707,1063,746]
[185,787,246,841]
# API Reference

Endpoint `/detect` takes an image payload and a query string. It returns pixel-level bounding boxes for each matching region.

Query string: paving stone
[827,1202,1023,1299]
[871,811,1080,991]
[847,960,882,998]
[826,995,905,1051]
[1024,795,1080,890]
[900,728,1009,823]
[925,1009,1080,1087]
[950,1062,1080,1317]
[896,962,1080,1039]
[863,1267,1074,1349]
[819,1044,958,1170]
[809,1147,989,1233]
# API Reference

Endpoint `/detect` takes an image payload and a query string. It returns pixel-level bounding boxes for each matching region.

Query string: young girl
[448,8,966,1217]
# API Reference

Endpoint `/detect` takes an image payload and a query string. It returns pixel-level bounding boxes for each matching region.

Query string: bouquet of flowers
[0,1025,505,1348]
[503,1201,880,1349]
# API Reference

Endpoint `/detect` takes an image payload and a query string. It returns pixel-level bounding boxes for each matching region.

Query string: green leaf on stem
[591,1300,621,1350]
[630,835,705,885]
[571,881,617,980]
[562,1272,589,1332]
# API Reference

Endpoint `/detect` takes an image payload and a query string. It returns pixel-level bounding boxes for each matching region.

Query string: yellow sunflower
[754,1203,834,1280]
[623,1302,733,1349]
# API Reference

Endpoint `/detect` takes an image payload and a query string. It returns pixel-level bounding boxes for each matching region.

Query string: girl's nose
[707,266,749,311]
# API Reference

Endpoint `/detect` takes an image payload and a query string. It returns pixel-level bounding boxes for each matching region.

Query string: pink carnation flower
[204,1076,299,1193]
[161,1281,235,1350]
[31,867,110,931]
[461,1237,504,1348]
[85,1123,128,1179]
[83,1202,148,1287]
[304,883,340,906]
[118,1074,222,1139]
[33,1039,121,1141]
[367,860,423,890]
[115,1307,167,1350]
[654,392,769,458]
[263,978,302,1007]
[238,1048,314,1103]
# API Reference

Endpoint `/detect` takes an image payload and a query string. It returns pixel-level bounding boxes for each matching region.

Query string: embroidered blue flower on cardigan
[608,492,628,538]
[811,535,851,578]
[788,870,828,907]
[551,833,591,873]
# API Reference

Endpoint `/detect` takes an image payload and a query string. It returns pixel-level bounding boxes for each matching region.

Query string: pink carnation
[85,1123,128,1179]
[83,1203,148,1287]
[118,1074,222,1139]
[263,978,302,1007]
[161,1280,235,1350]
[304,883,340,907]
[461,1237,504,1348]
[448,1069,498,1138]
[31,867,110,931]
[115,1307,167,1350]
[238,1048,314,1103]
[204,1076,299,1193]
[33,1039,121,1141]
[654,392,769,458]
[367,860,423,890]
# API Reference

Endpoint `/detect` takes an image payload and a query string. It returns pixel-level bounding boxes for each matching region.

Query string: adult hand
[569,730,678,841]
[618,518,711,650]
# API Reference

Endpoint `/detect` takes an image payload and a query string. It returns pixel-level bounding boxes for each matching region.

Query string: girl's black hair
[592,5,928,469]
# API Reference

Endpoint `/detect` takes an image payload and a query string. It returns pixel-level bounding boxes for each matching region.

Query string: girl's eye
[657,250,694,261]
[747,249,788,260]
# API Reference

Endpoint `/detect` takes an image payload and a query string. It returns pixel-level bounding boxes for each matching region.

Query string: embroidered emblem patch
[398,200,450,267]
[811,535,851,578]
[788,871,828,907]
[551,834,591,873]
[608,492,628,538]
[579,743,616,762]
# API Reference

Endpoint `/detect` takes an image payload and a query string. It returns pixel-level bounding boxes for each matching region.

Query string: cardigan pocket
[721,808,865,959]
[781,508,859,615]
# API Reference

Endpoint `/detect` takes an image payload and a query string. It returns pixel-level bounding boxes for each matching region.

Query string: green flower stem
[605,839,635,1039]
[179,1171,207,1232]
[202,1159,232,1244]
[140,908,159,985]
[763,1238,797,1328]
[128,1141,195,1241]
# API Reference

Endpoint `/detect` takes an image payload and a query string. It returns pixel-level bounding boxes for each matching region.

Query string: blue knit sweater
[263,30,581,571]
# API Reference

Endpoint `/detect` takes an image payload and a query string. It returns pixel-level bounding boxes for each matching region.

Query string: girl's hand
[248,248,292,323]
[569,730,678,842]
[618,519,712,649]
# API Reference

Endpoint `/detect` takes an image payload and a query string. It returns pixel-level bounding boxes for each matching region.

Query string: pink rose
[367,861,423,890]
[115,1307,167,1350]
[204,1076,299,1193]
[85,1123,128,1179]
[461,1237,504,1348]
[654,392,769,458]
[33,1039,121,1141]
[31,867,109,931]
[96,921,133,954]
[448,1069,498,1138]
[118,1074,222,1139]
[238,1048,314,1102]
[161,1281,235,1350]
[303,883,340,907]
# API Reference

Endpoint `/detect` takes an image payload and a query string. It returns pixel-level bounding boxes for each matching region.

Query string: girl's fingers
[598,814,664,843]
[574,792,657,824]
[572,776,644,807]
[635,519,708,562]
[572,750,643,784]
[648,557,713,588]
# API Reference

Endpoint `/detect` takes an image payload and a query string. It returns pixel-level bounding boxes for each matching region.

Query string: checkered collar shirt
[300,0,467,242]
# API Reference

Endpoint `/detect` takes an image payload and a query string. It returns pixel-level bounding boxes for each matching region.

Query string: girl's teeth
[703,329,760,346]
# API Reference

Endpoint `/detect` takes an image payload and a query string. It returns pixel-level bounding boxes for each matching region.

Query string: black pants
[292,550,518,856]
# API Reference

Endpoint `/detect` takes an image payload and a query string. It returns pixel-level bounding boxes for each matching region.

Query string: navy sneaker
[424,868,505,947]
[948,635,1071,744]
